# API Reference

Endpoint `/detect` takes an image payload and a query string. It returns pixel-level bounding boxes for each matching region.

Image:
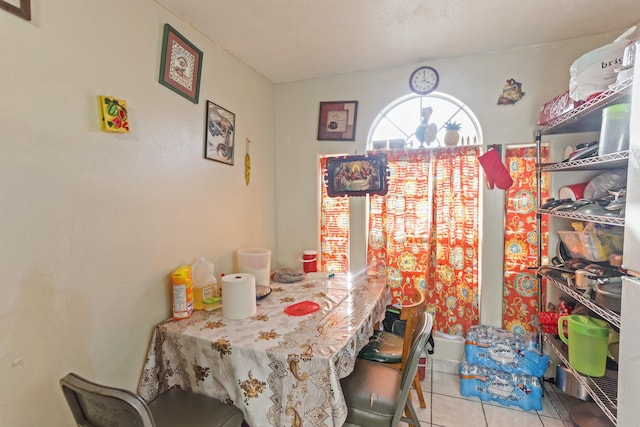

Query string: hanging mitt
[478,148,514,190]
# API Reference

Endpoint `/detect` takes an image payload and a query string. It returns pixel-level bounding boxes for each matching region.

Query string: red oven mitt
[478,148,514,190]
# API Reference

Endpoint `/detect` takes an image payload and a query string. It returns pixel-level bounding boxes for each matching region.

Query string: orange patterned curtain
[367,146,480,336]
[427,146,480,336]
[319,157,350,273]
[502,146,549,335]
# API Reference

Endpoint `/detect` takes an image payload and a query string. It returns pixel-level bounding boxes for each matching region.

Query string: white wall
[0,1,632,424]
[0,1,276,426]
[274,31,624,360]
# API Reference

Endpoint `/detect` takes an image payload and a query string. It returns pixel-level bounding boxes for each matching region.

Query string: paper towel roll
[222,273,257,319]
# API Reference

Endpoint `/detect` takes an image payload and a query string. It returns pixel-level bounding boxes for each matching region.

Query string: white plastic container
[191,257,218,311]
[598,103,631,156]
[236,248,271,286]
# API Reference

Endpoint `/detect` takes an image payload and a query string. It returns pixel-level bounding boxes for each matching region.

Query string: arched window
[368,92,482,149]
[365,92,483,336]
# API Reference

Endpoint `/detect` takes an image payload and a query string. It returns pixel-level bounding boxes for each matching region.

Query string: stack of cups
[301,250,318,273]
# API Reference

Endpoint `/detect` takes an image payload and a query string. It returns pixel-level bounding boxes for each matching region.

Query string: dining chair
[60,372,244,427]
[357,289,428,409]
[341,310,433,427]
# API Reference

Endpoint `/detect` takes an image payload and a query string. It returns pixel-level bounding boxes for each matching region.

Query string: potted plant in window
[444,121,461,146]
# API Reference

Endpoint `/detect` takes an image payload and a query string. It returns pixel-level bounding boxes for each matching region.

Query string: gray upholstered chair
[60,372,244,427]
[341,311,433,426]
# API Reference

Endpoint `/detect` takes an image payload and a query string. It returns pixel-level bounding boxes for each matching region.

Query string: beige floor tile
[431,393,486,427]
[431,370,482,403]
[416,363,566,427]
[483,404,544,427]
[540,416,568,427]
[420,367,433,393]
[537,392,563,419]
[408,391,431,424]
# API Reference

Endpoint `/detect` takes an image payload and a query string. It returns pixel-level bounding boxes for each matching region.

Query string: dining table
[138,273,389,427]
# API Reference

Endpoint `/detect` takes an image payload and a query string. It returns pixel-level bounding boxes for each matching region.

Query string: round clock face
[409,66,439,95]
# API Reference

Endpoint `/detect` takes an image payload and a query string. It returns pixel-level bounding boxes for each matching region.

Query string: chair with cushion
[60,372,244,427]
[357,289,428,409]
[341,310,433,426]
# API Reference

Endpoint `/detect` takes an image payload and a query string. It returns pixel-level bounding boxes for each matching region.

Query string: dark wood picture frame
[158,24,203,104]
[317,101,358,141]
[325,153,389,197]
[204,101,236,165]
[0,0,31,20]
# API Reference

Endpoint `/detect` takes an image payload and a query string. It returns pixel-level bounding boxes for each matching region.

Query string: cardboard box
[538,90,582,125]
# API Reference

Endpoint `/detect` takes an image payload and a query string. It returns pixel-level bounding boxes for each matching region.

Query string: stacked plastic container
[459,325,549,411]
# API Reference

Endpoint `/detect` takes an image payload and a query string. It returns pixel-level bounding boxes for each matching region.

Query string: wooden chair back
[399,288,426,371]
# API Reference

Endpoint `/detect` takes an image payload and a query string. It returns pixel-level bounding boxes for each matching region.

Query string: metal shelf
[539,150,629,172]
[539,271,621,328]
[544,335,617,426]
[539,77,633,135]
[537,208,625,227]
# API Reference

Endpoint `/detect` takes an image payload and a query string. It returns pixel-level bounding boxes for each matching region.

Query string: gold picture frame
[325,153,389,197]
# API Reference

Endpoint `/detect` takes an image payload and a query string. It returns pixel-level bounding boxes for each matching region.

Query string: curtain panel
[319,157,350,273]
[502,146,549,335]
[367,146,480,336]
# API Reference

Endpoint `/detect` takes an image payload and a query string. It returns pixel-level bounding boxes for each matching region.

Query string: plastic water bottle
[192,257,218,310]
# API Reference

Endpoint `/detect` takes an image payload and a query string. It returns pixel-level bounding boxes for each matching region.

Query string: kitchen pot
[608,253,623,267]
[594,278,622,312]
[558,315,610,377]
[555,364,591,401]
[569,402,616,427]
[551,256,589,271]
[574,269,598,297]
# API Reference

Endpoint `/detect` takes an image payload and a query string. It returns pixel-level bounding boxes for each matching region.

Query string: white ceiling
[155,0,640,84]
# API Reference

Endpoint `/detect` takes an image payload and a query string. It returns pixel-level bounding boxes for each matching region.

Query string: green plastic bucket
[558,315,609,377]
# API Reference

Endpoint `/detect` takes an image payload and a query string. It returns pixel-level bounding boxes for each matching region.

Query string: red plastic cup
[558,182,588,200]
[301,250,318,273]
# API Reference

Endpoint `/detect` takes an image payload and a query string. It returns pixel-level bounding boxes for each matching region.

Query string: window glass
[368,92,482,149]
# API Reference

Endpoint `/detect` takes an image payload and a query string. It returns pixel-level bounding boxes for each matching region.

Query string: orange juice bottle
[171,265,193,320]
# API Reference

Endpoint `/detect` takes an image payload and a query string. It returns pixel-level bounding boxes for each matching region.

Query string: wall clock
[409,66,439,95]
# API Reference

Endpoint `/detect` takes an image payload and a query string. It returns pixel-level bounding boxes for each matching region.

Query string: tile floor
[405,359,572,427]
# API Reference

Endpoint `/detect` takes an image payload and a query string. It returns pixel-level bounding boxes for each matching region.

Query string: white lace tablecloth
[138,274,388,427]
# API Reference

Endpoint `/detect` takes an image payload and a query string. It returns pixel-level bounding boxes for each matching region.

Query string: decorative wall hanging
[497,78,525,105]
[415,106,437,147]
[159,24,203,104]
[244,138,251,185]
[0,0,30,21]
[97,96,130,133]
[325,153,389,197]
[317,101,358,141]
[205,101,235,165]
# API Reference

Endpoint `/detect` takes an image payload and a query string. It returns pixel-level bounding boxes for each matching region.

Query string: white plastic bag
[569,27,636,101]
[583,169,627,200]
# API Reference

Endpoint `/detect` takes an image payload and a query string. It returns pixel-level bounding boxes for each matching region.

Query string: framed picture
[317,101,358,141]
[205,101,235,165]
[158,24,203,104]
[0,0,30,20]
[325,153,389,197]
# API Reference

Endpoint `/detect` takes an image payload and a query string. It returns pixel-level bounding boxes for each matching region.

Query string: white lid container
[598,103,631,156]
